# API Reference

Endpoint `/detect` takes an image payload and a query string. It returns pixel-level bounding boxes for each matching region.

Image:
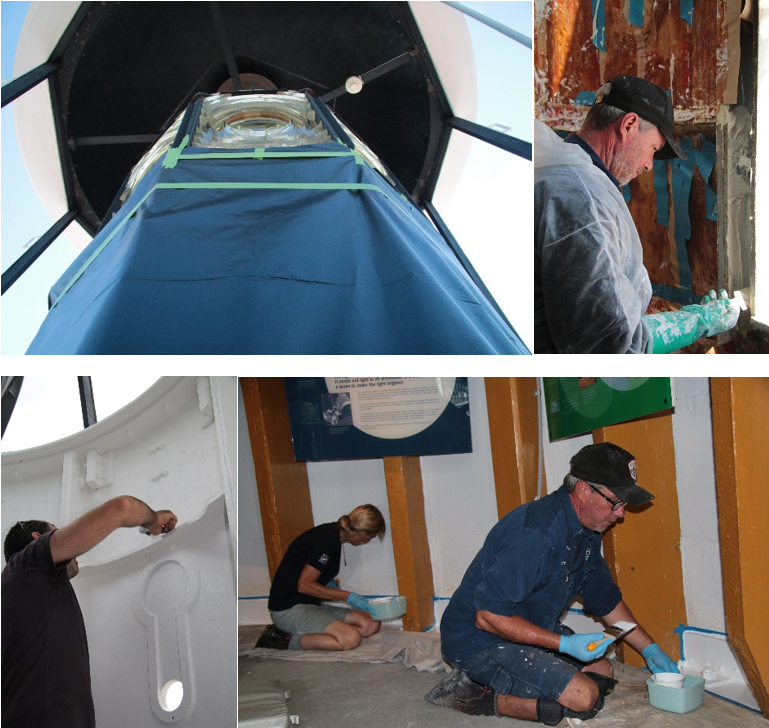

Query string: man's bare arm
[476,610,562,651]
[48,496,177,564]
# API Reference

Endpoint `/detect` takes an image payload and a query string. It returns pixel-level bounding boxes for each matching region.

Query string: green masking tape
[51,181,396,308]
[162,135,190,169]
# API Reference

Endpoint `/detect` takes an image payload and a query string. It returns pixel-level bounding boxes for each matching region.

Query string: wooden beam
[594,415,687,668]
[710,378,769,716]
[485,378,542,519]
[240,378,314,579]
[383,456,435,632]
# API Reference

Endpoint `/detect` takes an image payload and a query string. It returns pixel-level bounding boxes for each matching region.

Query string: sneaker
[255,624,291,650]
[425,668,497,716]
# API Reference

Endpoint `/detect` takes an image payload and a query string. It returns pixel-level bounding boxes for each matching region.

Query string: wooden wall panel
[383,456,435,632]
[240,378,314,580]
[710,378,769,716]
[594,416,687,668]
[535,0,733,130]
[484,378,542,519]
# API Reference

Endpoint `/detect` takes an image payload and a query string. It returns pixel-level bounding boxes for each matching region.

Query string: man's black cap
[596,75,687,161]
[569,442,654,506]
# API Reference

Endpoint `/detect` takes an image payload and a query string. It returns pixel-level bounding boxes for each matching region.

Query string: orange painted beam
[710,378,769,717]
[485,378,542,520]
[240,378,314,580]
[383,456,435,632]
[594,415,687,668]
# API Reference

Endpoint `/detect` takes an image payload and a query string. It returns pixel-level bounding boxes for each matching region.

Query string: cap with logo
[595,75,686,161]
[569,442,654,506]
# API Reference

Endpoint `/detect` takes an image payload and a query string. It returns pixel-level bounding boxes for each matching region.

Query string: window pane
[432,131,533,350]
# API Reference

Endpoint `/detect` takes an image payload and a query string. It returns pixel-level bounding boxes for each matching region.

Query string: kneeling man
[428,443,678,724]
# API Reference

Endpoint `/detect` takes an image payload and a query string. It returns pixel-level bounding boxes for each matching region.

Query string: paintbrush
[587,620,637,651]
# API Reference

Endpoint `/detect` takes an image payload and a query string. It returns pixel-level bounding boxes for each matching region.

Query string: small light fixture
[345,76,364,94]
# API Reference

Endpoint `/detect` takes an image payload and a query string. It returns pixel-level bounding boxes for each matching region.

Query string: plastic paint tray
[646,675,706,714]
[369,596,407,621]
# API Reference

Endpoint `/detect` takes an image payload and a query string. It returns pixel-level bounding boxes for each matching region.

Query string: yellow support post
[594,415,687,667]
[240,378,314,580]
[710,378,769,717]
[484,377,542,519]
[383,456,435,632]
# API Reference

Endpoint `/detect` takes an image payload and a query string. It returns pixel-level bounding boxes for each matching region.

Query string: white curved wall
[1,376,237,727]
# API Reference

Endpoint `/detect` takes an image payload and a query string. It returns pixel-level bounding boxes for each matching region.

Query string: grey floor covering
[239,626,768,728]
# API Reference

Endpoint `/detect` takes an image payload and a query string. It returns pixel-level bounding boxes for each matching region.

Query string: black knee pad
[537,690,605,726]
[564,691,605,721]
[536,698,565,726]
[585,671,618,699]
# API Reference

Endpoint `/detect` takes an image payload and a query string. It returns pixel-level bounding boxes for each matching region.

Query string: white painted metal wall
[2,377,238,727]
[238,378,724,638]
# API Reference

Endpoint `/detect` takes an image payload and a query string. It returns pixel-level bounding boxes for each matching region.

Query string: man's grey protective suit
[534,121,653,353]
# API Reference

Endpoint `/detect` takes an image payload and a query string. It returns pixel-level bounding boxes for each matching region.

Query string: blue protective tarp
[27,143,527,354]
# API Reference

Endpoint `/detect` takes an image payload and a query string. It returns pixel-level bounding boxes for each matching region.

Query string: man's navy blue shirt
[441,485,622,662]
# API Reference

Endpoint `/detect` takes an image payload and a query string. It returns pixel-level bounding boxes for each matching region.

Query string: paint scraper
[587,620,636,651]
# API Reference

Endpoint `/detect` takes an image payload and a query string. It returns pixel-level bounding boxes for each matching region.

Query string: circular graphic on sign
[324,377,457,439]
[600,378,649,392]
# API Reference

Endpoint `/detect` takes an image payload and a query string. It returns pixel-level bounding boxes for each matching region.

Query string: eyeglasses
[17,521,34,544]
[587,483,626,512]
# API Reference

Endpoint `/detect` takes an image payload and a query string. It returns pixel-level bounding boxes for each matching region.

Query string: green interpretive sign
[543,378,674,441]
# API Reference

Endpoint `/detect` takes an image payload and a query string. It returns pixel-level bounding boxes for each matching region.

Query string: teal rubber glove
[641,643,679,674]
[644,289,741,354]
[559,632,613,662]
[347,592,376,616]
[326,579,340,589]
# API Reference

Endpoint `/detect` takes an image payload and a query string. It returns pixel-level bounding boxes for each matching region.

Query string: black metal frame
[321,49,416,103]
[210,2,242,91]
[2,211,79,294]
[78,377,97,428]
[446,116,532,160]
[1,62,59,107]
[1,377,24,438]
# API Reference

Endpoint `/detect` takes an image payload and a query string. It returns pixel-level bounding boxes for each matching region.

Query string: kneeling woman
[262,504,386,651]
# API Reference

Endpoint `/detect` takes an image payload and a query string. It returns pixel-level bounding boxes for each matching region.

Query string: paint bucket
[647,675,705,714]
[369,596,407,621]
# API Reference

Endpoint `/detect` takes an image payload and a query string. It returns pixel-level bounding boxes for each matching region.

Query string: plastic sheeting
[28,142,527,354]
[238,678,292,728]
[245,629,448,674]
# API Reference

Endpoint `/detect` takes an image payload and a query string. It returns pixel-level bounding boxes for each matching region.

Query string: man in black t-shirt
[2,495,177,727]
[260,505,386,652]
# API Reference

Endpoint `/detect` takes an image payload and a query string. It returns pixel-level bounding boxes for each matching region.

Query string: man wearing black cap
[427,442,679,725]
[535,75,740,354]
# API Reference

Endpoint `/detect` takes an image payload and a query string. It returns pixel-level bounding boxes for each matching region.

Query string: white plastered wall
[239,378,724,639]
[1,377,237,727]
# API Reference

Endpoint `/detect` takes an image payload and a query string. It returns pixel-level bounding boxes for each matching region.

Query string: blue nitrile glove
[641,643,679,674]
[326,579,340,589]
[347,592,376,616]
[559,633,614,662]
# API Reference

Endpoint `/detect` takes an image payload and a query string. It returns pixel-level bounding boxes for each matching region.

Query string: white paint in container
[653,672,686,689]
